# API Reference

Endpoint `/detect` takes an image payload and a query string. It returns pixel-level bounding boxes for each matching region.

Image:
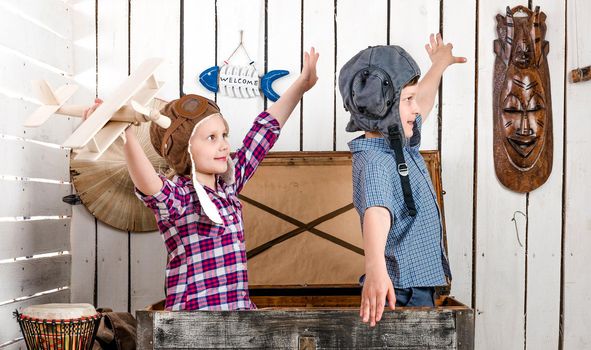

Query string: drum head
[21,303,97,320]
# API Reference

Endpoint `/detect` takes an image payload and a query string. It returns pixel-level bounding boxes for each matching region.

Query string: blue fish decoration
[199,65,289,102]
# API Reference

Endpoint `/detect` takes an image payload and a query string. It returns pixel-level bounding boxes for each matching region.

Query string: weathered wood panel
[130,231,166,313]
[0,219,69,260]
[0,289,70,347]
[475,2,528,349]
[0,255,70,302]
[0,2,72,74]
[150,309,460,349]
[302,0,334,151]
[0,180,71,218]
[563,0,591,349]
[266,0,302,151]
[440,0,476,305]
[525,1,565,349]
[0,139,69,182]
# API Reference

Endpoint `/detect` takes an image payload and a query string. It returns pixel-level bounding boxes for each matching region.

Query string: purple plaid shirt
[136,112,280,311]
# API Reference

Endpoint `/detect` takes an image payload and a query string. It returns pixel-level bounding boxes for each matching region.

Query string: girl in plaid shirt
[85,48,319,310]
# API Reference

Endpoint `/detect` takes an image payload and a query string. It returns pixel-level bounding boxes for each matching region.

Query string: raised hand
[298,47,319,92]
[425,33,467,67]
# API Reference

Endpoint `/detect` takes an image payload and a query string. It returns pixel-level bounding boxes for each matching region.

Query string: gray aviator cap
[338,45,421,142]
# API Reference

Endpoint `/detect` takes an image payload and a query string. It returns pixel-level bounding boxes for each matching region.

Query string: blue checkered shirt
[349,116,451,288]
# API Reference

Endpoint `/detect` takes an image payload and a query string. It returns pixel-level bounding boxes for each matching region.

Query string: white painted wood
[130,231,166,312]
[216,0,265,151]
[0,94,75,143]
[0,219,69,260]
[0,289,70,346]
[130,0,180,101]
[302,0,334,151]
[69,205,96,305]
[266,0,301,151]
[334,0,388,151]
[182,0,216,99]
[475,2,528,349]
[0,180,71,217]
[94,1,130,313]
[0,50,73,101]
[1,0,72,38]
[524,2,564,349]
[0,3,72,74]
[0,255,71,302]
[440,0,476,305]
[564,0,591,349]
[0,340,25,350]
[0,138,69,181]
[69,0,97,307]
[390,0,440,151]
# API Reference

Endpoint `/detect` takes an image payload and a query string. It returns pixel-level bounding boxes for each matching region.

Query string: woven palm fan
[70,98,170,232]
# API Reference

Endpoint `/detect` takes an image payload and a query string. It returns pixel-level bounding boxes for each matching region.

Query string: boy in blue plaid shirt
[338,34,466,327]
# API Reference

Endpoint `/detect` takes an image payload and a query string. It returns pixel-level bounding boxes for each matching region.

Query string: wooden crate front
[136,151,474,349]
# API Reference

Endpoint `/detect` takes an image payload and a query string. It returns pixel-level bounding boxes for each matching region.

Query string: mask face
[493,5,553,192]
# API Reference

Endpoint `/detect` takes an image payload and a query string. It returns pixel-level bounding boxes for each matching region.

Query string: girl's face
[189,115,230,179]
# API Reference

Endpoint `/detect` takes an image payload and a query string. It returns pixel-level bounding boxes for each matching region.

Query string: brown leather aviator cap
[150,94,221,175]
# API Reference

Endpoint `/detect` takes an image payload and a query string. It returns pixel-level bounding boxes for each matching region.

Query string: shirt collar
[348,135,391,153]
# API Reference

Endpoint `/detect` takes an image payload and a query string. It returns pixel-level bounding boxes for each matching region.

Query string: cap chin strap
[387,125,417,217]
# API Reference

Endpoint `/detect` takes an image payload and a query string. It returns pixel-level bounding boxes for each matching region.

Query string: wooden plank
[69,0,97,307]
[0,138,69,182]
[455,309,475,350]
[266,0,302,151]
[0,180,71,218]
[182,0,216,99]
[0,339,25,350]
[130,231,166,313]
[563,0,591,349]
[0,4,72,73]
[474,2,528,349]
[0,289,69,347]
[0,94,77,143]
[440,0,476,304]
[334,0,388,151]
[136,310,154,350]
[524,1,564,349]
[91,1,130,313]
[390,0,440,150]
[0,0,72,38]
[0,51,73,101]
[302,0,334,151]
[216,0,265,151]
[0,255,70,302]
[0,219,70,260]
[152,309,458,349]
[130,0,180,101]
[69,205,96,305]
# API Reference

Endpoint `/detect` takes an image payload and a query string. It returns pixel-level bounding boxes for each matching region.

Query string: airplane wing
[72,121,129,161]
[62,58,164,149]
[24,83,78,127]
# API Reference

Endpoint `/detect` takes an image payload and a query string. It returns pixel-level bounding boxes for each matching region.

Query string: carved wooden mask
[493,5,552,192]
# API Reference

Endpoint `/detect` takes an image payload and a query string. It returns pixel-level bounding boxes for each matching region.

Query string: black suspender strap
[388,125,417,217]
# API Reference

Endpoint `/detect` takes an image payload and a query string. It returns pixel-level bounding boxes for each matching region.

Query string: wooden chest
[136,151,474,350]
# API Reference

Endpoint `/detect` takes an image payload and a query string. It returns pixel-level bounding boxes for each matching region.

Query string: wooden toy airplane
[24,58,171,161]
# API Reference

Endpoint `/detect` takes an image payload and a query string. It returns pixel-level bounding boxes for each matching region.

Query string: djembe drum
[15,303,101,350]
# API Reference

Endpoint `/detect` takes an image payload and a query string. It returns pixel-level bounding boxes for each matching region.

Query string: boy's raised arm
[360,206,396,327]
[266,47,319,127]
[417,33,466,121]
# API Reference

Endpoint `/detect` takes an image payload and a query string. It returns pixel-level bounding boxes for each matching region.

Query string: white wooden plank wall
[3,0,591,349]
[0,0,77,348]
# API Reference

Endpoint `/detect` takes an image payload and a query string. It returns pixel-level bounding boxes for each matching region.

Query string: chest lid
[241,151,449,293]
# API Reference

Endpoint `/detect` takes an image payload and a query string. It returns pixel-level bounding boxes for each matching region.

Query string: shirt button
[229,215,234,221]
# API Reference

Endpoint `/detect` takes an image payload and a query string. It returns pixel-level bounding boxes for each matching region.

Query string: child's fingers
[387,285,396,310]
[361,296,370,323]
[375,297,385,322]
[429,33,437,49]
[369,295,377,327]
[425,43,432,55]
[436,33,443,46]
[454,56,468,64]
